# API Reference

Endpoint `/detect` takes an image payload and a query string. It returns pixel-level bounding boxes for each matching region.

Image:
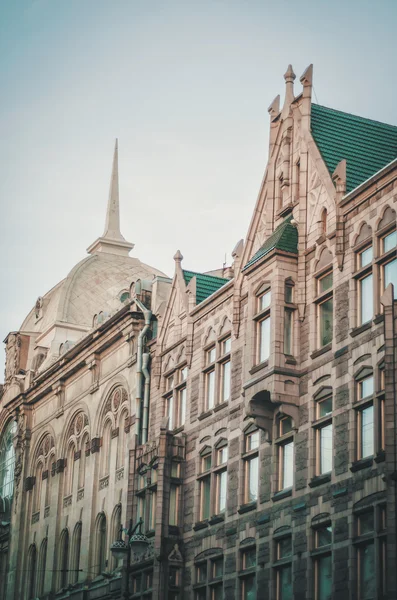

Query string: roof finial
[87,140,134,256]
[282,64,296,116]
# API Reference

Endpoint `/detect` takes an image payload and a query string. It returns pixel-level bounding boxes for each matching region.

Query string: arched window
[65,443,76,496]
[101,422,112,477]
[33,462,43,514]
[110,505,122,571]
[45,453,55,509]
[0,420,17,499]
[78,433,89,490]
[26,544,37,600]
[70,522,82,584]
[36,538,47,597]
[117,411,128,469]
[95,513,107,575]
[58,529,69,590]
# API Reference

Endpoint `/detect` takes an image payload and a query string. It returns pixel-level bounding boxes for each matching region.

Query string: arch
[194,547,223,562]
[93,375,131,434]
[45,450,56,507]
[110,505,122,571]
[313,374,331,386]
[175,345,186,365]
[314,247,333,273]
[29,429,56,473]
[240,536,256,547]
[36,538,47,597]
[218,316,232,338]
[70,522,82,584]
[273,525,292,536]
[163,354,175,375]
[94,513,107,576]
[58,528,69,590]
[59,406,90,458]
[214,428,227,437]
[376,205,396,231]
[0,419,17,500]
[354,353,372,366]
[311,512,331,525]
[25,543,37,600]
[353,491,386,511]
[353,222,372,247]
[313,386,333,401]
[203,327,216,347]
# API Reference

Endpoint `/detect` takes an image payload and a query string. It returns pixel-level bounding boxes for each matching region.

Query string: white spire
[87,139,134,256]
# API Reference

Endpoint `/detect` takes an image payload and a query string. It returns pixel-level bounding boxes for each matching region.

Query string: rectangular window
[358,542,375,600]
[195,590,207,600]
[196,563,207,583]
[284,309,293,355]
[318,272,333,293]
[359,246,373,268]
[318,423,333,474]
[382,230,397,253]
[276,538,292,600]
[245,455,259,503]
[215,470,227,514]
[166,395,174,430]
[137,495,146,522]
[285,283,293,303]
[260,290,271,311]
[222,337,231,354]
[315,554,332,600]
[221,359,231,402]
[200,476,211,520]
[201,454,212,472]
[246,430,260,451]
[177,387,186,427]
[318,298,333,346]
[359,375,374,399]
[358,405,374,458]
[207,347,216,365]
[206,369,215,410]
[210,585,223,600]
[359,274,373,324]
[241,575,256,600]
[169,484,179,525]
[259,316,271,362]
[216,446,228,465]
[148,490,157,530]
[212,558,223,579]
[242,547,257,568]
[279,441,293,490]
[384,258,397,291]
[279,416,293,437]
[317,396,332,418]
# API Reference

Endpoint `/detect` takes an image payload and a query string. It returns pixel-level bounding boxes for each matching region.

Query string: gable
[243,216,298,271]
[311,103,397,193]
[183,270,230,304]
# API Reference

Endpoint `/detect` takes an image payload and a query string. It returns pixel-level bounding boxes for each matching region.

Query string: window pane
[284,310,293,355]
[318,397,332,418]
[171,462,180,478]
[278,537,292,559]
[360,246,373,267]
[169,485,179,525]
[207,370,215,409]
[360,375,374,399]
[195,590,206,600]
[360,274,373,324]
[360,542,376,599]
[317,525,332,547]
[180,367,188,381]
[201,477,211,520]
[243,548,257,568]
[148,490,156,529]
[207,347,216,364]
[212,558,223,578]
[179,388,186,426]
[279,564,292,600]
[211,584,223,600]
[260,290,271,310]
[246,430,260,451]
[282,442,294,489]
[320,424,333,474]
[319,272,333,293]
[383,230,397,253]
[280,417,293,436]
[319,299,333,346]
[217,470,227,513]
[259,316,271,362]
[361,405,374,458]
[359,511,374,535]
[317,554,332,600]
[197,563,207,583]
[384,258,397,294]
[242,574,256,600]
[222,360,231,402]
[217,446,228,465]
[202,455,212,472]
[167,396,174,430]
[223,337,231,354]
[247,456,258,502]
[285,285,293,303]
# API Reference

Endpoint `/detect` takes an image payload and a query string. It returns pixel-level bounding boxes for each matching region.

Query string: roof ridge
[312,103,397,131]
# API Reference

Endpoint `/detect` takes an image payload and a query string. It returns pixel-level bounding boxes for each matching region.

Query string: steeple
[87,139,134,256]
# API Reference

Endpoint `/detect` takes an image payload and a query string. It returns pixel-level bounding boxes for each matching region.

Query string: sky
[0,0,396,374]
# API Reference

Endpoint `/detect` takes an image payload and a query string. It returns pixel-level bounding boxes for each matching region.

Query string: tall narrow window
[198,450,212,521]
[78,435,88,490]
[219,337,231,403]
[214,443,228,514]
[284,309,293,355]
[359,272,373,324]
[313,524,332,600]
[240,547,256,599]
[316,270,333,348]
[117,412,127,468]
[36,538,47,597]
[26,544,37,600]
[357,405,374,459]
[243,428,260,504]
[205,348,216,410]
[321,208,327,236]
[0,420,17,500]
[314,390,333,476]
[165,374,174,430]
[276,418,294,491]
[58,529,69,589]
[96,514,107,576]
[381,229,397,295]
[274,536,292,600]
[70,522,82,583]
[175,366,188,427]
[256,288,271,363]
[33,462,43,514]
[101,422,112,477]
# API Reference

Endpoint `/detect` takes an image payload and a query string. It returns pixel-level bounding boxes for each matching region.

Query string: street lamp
[110,518,150,598]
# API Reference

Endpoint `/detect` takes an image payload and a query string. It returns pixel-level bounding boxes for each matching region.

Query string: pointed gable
[311,103,397,193]
[243,216,298,271]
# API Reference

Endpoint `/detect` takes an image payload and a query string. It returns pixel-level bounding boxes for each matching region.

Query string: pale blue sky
[0,0,396,372]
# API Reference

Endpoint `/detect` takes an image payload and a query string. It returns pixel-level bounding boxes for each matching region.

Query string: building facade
[1,65,397,600]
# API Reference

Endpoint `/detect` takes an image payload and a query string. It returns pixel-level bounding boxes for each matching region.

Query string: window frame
[354,505,387,600]
[311,522,332,600]
[314,267,334,349]
[275,418,294,492]
[242,427,260,505]
[254,287,271,364]
[163,365,188,431]
[313,390,333,477]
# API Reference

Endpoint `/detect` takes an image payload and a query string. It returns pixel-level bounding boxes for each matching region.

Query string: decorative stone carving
[77,488,84,501]
[4,333,21,384]
[116,467,124,481]
[35,297,43,320]
[99,475,109,490]
[44,506,50,518]
[63,494,72,508]
[31,511,40,524]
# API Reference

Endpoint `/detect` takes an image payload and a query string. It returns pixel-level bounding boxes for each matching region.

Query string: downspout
[142,353,150,444]
[134,298,152,444]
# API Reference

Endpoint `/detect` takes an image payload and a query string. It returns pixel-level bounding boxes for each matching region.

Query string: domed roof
[19,140,167,338]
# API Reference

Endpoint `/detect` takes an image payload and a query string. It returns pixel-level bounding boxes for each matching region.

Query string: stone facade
[1,65,397,600]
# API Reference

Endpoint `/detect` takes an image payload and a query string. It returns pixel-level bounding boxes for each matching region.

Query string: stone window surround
[353,504,387,600]
[239,542,257,599]
[253,285,271,366]
[274,417,294,495]
[135,460,158,534]
[283,278,297,359]
[200,333,232,416]
[313,265,334,351]
[311,387,333,481]
[195,440,229,526]
[310,518,332,600]
[163,363,188,432]
[193,549,224,599]
[272,527,293,600]
[240,425,260,510]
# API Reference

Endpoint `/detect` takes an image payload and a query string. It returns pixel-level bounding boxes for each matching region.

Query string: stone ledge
[350,457,373,472]
[309,473,331,488]
[214,401,229,413]
[334,346,349,359]
[373,314,384,325]
[249,361,269,376]
[209,514,225,525]
[272,488,292,502]
[350,321,372,338]
[374,450,386,463]
[198,410,213,422]
[238,501,257,515]
[311,344,332,360]
[193,520,209,531]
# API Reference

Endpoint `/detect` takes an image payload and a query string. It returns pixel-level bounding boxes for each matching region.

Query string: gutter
[141,353,150,444]
[134,298,152,444]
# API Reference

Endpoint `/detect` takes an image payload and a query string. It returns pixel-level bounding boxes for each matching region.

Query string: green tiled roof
[311,103,397,193]
[183,270,230,304]
[243,216,298,270]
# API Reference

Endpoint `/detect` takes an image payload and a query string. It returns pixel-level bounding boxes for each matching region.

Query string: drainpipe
[134,298,152,444]
[142,353,151,444]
